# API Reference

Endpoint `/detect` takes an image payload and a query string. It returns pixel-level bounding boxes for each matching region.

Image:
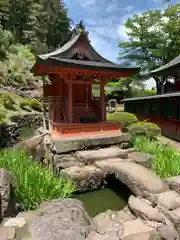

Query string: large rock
[149,190,180,210]
[128,195,166,223]
[157,225,179,240]
[53,154,82,170]
[123,232,159,240]
[60,166,105,192]
[16,132,53,161]
[0,226,16,240]
[94,208,136,227]
[122,219,155,239]
[28,198,94,240]
[127,152,155,168]
[166,176,180,194]
[75,147,128,165]
[0,169,14,218]
[95,161,168,197]
[160,207,180,235]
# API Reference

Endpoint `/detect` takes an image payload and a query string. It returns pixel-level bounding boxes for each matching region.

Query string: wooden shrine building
[32,21,139,137]
[122,54,180,141]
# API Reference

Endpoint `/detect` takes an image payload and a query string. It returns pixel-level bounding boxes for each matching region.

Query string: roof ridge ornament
[75,20,89,39]
[76,20,85,33]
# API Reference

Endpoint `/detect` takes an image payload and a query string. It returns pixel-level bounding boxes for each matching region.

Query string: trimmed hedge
[128,121,161,139]
[107,112,138,131]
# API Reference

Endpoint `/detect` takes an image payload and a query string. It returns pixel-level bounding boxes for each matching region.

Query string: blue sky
[64,0,179,88]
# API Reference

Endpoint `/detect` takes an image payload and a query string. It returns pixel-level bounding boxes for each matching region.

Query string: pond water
[73,176,131,217]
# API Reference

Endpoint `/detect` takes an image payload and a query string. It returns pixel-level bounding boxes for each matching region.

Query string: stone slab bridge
[50,137,180,239]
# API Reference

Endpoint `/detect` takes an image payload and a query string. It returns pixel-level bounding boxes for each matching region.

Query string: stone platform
[52,132,131,154]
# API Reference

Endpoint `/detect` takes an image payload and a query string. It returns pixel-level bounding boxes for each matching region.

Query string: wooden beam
[68,80,73,123]
[100,80,105,121]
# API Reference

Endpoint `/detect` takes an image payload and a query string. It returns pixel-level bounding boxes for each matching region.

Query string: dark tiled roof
[121,91,180,102]
[38,34,81,60]
[46,57,139,72]
[150,55,180,75]
[34,22,140,73]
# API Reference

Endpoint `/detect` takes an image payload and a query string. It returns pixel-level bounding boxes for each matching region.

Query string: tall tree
[0,0,71,53]
[118,3,180,93]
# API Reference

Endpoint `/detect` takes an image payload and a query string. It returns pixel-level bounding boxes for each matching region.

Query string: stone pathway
[2,146,180,239]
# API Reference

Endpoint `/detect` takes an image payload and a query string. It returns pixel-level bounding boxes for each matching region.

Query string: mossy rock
[128,121,161,139]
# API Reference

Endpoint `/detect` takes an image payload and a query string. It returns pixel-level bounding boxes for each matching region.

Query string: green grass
[0,149,76,210]
[133,136,180,178]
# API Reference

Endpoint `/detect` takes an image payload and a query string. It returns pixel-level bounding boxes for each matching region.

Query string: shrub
[0,149,76,210]
[107,112,138,132]
[30,98,42,112]
[133,136,180,178]
[128,121,161,139]
[20,98,31,111]
[3,95,17,110]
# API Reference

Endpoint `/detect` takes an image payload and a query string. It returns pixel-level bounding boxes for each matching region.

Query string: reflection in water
[73,176,131,217]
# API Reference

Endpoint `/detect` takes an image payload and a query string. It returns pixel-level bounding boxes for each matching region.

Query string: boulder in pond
[28,198,95,240]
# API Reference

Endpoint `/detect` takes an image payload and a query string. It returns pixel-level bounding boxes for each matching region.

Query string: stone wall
[0,124,20,148]
[10,113,43,128]
[0,113,43,148]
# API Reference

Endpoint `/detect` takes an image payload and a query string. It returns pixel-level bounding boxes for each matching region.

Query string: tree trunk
[154,76,166,94]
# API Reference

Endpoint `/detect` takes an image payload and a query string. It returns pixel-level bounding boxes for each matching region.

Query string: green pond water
[73,176,131,217]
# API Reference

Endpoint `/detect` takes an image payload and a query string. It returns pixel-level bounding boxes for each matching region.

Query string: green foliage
[0,110,7,124]
[107,112,138,130]
[106,75,145,98]
[3,95,17,110]
[118,3,180,93]
[131,89,157,97]
[0,149,76,210]
[29,98,42,112]
[0,31,36,87]
[0,0,71,53]
[20,98,32,111]
[128,121,161,138]
[133,136,180,178]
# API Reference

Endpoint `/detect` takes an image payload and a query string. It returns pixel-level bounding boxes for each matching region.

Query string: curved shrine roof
[33,21,140,75]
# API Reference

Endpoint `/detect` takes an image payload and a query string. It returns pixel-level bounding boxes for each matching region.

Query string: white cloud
[106,3,117,13]
[89,31,119,62]
[117,25,129,40]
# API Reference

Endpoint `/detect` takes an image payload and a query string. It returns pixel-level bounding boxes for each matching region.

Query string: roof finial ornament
[76,20,85,33]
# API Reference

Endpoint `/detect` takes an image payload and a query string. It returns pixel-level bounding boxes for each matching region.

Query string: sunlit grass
[133,136,180,178]
[0,149,76,210]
